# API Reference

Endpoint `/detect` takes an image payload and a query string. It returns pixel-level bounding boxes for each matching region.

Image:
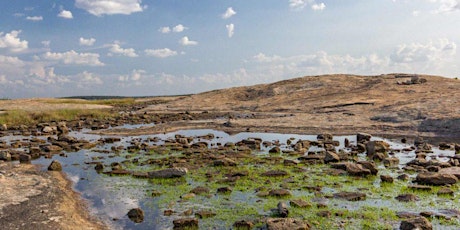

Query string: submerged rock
[148,167,188,179]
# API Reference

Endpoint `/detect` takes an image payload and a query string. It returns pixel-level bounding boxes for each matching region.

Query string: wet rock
[19,154,31,163]
[261,170,289,177]
[324,151,340,164]
[266,218,310,230]
[276,202,289,218]
[366,141,389,160]
[94,162,104,171]
[105,169,131,176]
[127,208,144,223]
[57,122,69,135]
[195,210,216,219]
[217,187,233,194]
[173,218,199,230]
[395,194,419,202]
[437,187,454,196]
[333,191,366,201]
[233,220,254,230]
[269,146,281,154]
[383,157,400,167]
[47,160,62,171]
[290,199,311,208]
[41,145,63,152]
[380,175,394,183]
[213,158,237,167]
[331,162,371,176]
[438,167,460,179]
[397,174,410,181]
[293,140,310,152]
[269,189,291,197]
[103,137,121,143]
[455,144,460,154]
[399,217,432,230]
[317,134,333,142]
[414,172,458,186]
[237,138,262,150]
[190,186,210,195]
[42,126,56,134]
[357,133,372,143]
[148,167,188,179]
[358,161,378,175]
[191,142,208,149]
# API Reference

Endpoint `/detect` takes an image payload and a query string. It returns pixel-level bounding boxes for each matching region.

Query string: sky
[0,0,459,98]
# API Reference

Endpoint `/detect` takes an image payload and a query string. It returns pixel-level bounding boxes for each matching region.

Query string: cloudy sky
[0,0,459,98]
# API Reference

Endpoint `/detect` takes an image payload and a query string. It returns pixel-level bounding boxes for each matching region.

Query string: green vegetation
[0,108,114,126]
[44,98,136,106]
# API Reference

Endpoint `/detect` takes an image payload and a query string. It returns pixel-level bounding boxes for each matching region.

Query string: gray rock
[148,167,188,179]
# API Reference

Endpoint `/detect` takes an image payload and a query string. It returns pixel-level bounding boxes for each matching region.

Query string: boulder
[0,150,11,161]
[233,220,254,230]
[148,167,188,179]
[324,151,340,164]
[269,189,291,197]
[269,146,281,154]
[395,194,419,202]
[383,157,400,167]
[358,161,378,175]
[48,160,62,171]
[276,202,289,218]
[439,167,460,179]
[290,199,310,208]
[317,134,333,142]
[380,175,394,183]
[331,162,371,176]
[266,218,310,230]
[415,173,458,186]
[127,208,144,223]
[357,133,372,143]
[42,126,56,134]
[333,191,366,201]
[173,218,198,230]
[19,154,31,163]
[213,158,237,167]
[366,141,390,156]
[293,140,310,152]
[399,217,432,230]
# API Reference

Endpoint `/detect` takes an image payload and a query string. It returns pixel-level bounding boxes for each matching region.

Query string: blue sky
[0,0,459,98]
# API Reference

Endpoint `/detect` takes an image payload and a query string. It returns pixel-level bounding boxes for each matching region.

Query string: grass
[44,98,137,106]
[0,108,114,126]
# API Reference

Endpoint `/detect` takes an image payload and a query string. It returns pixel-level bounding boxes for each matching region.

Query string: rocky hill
[143,73,460,139]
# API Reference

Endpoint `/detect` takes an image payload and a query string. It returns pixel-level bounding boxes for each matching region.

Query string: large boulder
[400,217,432,230]
[148,167,188,179]
[415,172,458,186]
[266,218,310,230]
[366,140,390,157]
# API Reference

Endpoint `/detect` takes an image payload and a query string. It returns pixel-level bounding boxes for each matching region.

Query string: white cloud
[0,30,28,53]
[78,71,103,85]
[79,37,96,46]
[412,10,421,16]
[75,0,144,16]
[58,10,73,19]
[41,40,51,47]
[43,50,104,66]
[432,0,460,13]
[390,39,457,63]
[173,24,187,33]
[145,48,178,58]
[108,44,138,57]
[253,53,282,63]
[26,16,43,21]
[311,3,326,11]
[179,36,198,46]
[159,27,171,33]
[226,24,235,38]
[222,7,236,19]
[118,69,145,82]
[0,55,25,67]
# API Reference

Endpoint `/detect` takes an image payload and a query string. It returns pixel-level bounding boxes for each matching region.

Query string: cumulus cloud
[108,44,138,57]
[0,30,28,53]
[179,36,198,46]
[26,16,43,21]
[311,3,326,11]
[222,7,236,19]
[79,37,96,46]
[118,69,145,82]
[432,0,460,13]
[226,24,235,38]
[43,50,104,66]
[145,48,178,58]
[159,27,171,33]
[78,71,103,85]
[390,39,457,63]
[41,40,51,47]
[58,10,73,19]
[173,24,187,32]
[75,0,144,16]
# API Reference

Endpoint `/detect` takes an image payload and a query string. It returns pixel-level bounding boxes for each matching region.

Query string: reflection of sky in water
[4,127,458,229]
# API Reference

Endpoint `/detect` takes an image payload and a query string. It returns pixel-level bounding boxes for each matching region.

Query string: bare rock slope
[143,74,460,138]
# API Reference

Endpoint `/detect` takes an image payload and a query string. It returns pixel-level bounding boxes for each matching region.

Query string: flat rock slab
[439,167,460,179]
[333,191,366,201]
[415,173,458,186]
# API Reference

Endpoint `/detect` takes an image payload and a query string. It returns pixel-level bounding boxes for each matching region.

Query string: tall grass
[0,109,114,126]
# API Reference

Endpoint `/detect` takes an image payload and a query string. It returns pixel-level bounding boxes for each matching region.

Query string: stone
[317,134,333,142]
[233,220,254,230]
[127,208,144,223]
[439,167,460,179]
[357,133,372,143]
[358,161,378,175]
[380,175,394,183]
[19,154,31,163]
[41,145,63,152]
[269,146,281,154]
[190,186,210,195]
[331,162,371,176]
[415,172,458,186]
[266,218,310,230]
[290,199,311,208]
[269,189,291,197]
[261,170,289,177]
[324,151,340,163]
[148,167,188,179]
[437,187,454,196]
[213,158,237,167]
[0,150,11,161]
[333,191,366,201]
[276,201,289,218]
[48,160,62,171]
[399,217,432,230]
[383,157,400,167]
[173,218,199,230]
[217,187,233,194]
[395,194,419,202]
[94,162,104,171]
[0,124,7,131]
[366,141,390,159]
[195,210,216,219]
[42,126,56,134]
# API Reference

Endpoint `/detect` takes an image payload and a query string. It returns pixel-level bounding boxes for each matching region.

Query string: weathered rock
[395,194,419,202]
[42,126,56,134]
[358,161,378,175]
[324,151,340,163]
[0,150,11,161]
[47,160,62,171]
[127,208,144,223]
[383,157,400,167]
[266,218,310,230]
[357,133,372,143]
[173,218,199,230]
[0,124,7,131]
[408,184,432,191]
[439,167,460,179]
[269,189,291,197]
[290,199,311,208]
[333,191,366,201]
[399,217,432,230]
[366,141,390,159]
[94,162,104,171]
[276,202,289,218]
[331,162,371,176]
[41,145,63,152]
[317,134,333,142]
[380,175,394,183]
[195,210,216,219]
[261,170,288,177]
[19,154,31,163]
[213,158,237,166]
[293,140,310,152]
[269,146,281,154]
[437,187,454,196]
[455,144,460,154]
[233,220,254,230]
[217,187,233,194]
[148,167,188,179]
[415,172,458,186]
[190,186,210,195]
